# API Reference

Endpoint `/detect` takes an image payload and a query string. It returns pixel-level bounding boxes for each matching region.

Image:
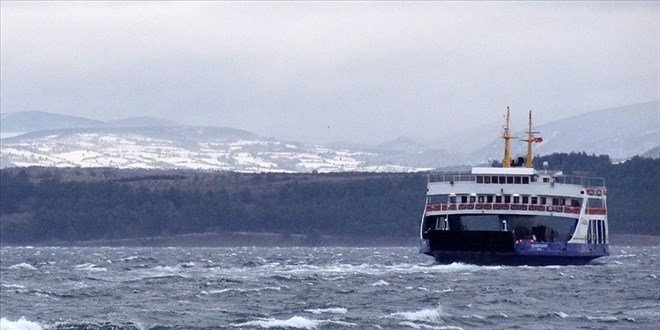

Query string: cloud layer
[2,2,658,145]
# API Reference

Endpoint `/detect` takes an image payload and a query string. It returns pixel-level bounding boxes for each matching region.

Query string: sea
[1,245,658,330]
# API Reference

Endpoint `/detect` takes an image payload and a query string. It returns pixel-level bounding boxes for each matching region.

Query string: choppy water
[1,246,658,329]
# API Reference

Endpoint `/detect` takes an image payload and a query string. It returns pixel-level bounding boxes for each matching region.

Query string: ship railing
[553,175,605,188]
[428,172,476,183]
[424,202,607,215]
[428,171,606,188]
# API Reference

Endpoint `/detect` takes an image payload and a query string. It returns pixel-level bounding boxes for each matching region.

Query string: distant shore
[1,232,658,248]
[608,234,660,246]
[1,231,417,248]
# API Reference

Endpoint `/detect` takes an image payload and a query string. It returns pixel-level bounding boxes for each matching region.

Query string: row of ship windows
[475,176,551,184]
[435,195,584,207]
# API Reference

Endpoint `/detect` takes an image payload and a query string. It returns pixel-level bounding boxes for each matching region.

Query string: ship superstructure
[419,108,609,265]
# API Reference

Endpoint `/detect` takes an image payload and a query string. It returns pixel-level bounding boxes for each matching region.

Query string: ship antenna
[502,106,512,168]
[522,110,541,168]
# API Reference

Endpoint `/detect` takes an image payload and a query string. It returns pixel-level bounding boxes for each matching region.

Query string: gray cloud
[1,2,658,146]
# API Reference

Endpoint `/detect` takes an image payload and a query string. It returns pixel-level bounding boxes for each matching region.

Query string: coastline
[1,232,659,248]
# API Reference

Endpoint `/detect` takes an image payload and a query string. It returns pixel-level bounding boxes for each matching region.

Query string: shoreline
[1,232,659,248]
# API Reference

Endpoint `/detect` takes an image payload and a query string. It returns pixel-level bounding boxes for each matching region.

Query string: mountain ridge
[1,101,658,171]
[468,100,659,162]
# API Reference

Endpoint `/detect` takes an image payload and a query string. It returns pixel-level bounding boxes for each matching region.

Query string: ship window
[484,176,491,184]
[492,176,498,183]
[486,195,494,203]
[522,196,529,204]
[469,195,476,203]
[552,198,560,206]
[504,195,511,203]
[449,195,456,203]
[429,195,449,203]
[477,176,483,183]
[507,176,514,184]
[461,196,468,203]
[499,176,505,184]
[514,176,522,184]
[495,195,502,203]
[513,196,520,203]
[570,199,581,207]
[540,197,547,205]
[588,198,603,208]
[478,196,484,203]
[522,177,529,184]
[531,196,537,204]
[543,177,550,183]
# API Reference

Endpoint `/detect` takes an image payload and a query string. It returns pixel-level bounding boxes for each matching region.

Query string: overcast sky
[1,1,658,145]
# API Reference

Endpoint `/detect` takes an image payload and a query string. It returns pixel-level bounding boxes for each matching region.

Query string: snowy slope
[0,126,427,172]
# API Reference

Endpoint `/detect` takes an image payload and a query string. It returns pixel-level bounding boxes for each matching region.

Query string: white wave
[398,322,463,330]
[399,321,423,329]
[585,316,618,322]
[217,261,503,279]
[463,314,484,320]
[424,263,504,273]
[207,286,282,294]
[1,284,26,289]
[389,306,446,323]
[304,307,348,315]
[232,316,354,329]
[554,312,569,318]
[207,288,233,294]
[8,263,36,270]
[74,263,107,272]
[371,280,389,286]
[0,317,44,330]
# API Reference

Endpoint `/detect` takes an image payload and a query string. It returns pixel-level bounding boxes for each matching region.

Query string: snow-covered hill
[1,101,657,171]
[0,126,430,172]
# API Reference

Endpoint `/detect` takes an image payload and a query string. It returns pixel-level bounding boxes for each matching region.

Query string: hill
[0,111,106,135]
[470,100,660,162]
[1,154,658,245]
[1,101,658,171]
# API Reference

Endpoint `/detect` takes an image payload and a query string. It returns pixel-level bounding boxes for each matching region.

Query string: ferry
[419,108,609,265]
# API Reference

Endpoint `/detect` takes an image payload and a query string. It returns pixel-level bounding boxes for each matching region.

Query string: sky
[1,1,659,147]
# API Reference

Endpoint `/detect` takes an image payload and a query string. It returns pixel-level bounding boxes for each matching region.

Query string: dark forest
[1,153,658,244]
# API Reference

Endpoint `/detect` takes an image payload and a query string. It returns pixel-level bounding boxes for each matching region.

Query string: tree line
[0,153,658,244]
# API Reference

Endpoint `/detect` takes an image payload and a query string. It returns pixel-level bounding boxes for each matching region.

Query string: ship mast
[502,107,512,168]
[522,110,541,168]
